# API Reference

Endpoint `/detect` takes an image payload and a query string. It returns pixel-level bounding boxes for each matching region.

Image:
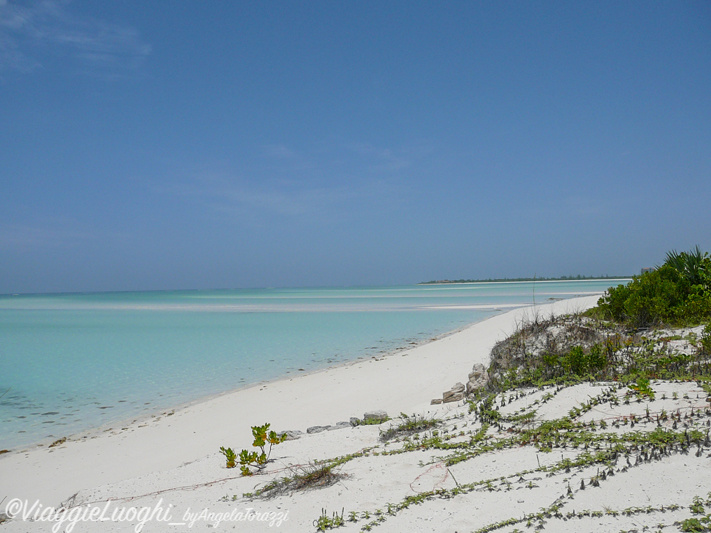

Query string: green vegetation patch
[379,413,440,442]
[592,246,711,328]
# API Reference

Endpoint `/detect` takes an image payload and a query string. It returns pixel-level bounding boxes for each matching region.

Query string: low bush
[220,423,286,475]
[592,246,711,327]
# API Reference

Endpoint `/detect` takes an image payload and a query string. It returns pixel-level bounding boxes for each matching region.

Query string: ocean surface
[0,280,625,450]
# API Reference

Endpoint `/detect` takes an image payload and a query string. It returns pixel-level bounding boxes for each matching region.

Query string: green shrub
[556,345,607,378]
[220,423,286,475]
[628,376,655,400]
[680,517,708,532]
[219,446,237,468]
[701,324,711,354]
[568,346,587,375]
[594,247,711,327]
[587,343,607,372]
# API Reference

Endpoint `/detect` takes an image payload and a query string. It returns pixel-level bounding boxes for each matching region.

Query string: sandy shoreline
[0,296,599,507]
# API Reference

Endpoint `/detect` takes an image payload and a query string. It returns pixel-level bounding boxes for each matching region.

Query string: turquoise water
[0,280,625,449]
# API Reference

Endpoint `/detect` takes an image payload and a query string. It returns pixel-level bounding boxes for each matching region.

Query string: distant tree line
[419,274,633,285]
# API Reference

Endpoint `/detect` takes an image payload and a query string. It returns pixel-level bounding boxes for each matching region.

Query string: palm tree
[663,245,708,287]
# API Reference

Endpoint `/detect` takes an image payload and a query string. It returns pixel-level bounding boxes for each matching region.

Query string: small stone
[469,364,488,380]
[363,410,388,422]
[280,430,303,440]
[443,392,465,403]
[451,382,466,393]
[349,417,361,426]
[430,398,443,405]
[327,424,349,431]
[466,378,487,395]
[306,425,329,434]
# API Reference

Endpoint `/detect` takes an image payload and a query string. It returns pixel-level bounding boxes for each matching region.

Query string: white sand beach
[2,294,710,532]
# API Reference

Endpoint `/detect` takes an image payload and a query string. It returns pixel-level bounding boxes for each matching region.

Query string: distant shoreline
[419,276,632,285]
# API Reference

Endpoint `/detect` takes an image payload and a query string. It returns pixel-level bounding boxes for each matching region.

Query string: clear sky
[1,1,710,293]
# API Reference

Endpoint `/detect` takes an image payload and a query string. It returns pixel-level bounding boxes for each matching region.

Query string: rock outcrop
[466,363,488,395]
[443,382,465,403]
[433,364,490,404]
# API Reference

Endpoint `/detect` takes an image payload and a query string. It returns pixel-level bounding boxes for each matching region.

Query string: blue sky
[1,1,710,293]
